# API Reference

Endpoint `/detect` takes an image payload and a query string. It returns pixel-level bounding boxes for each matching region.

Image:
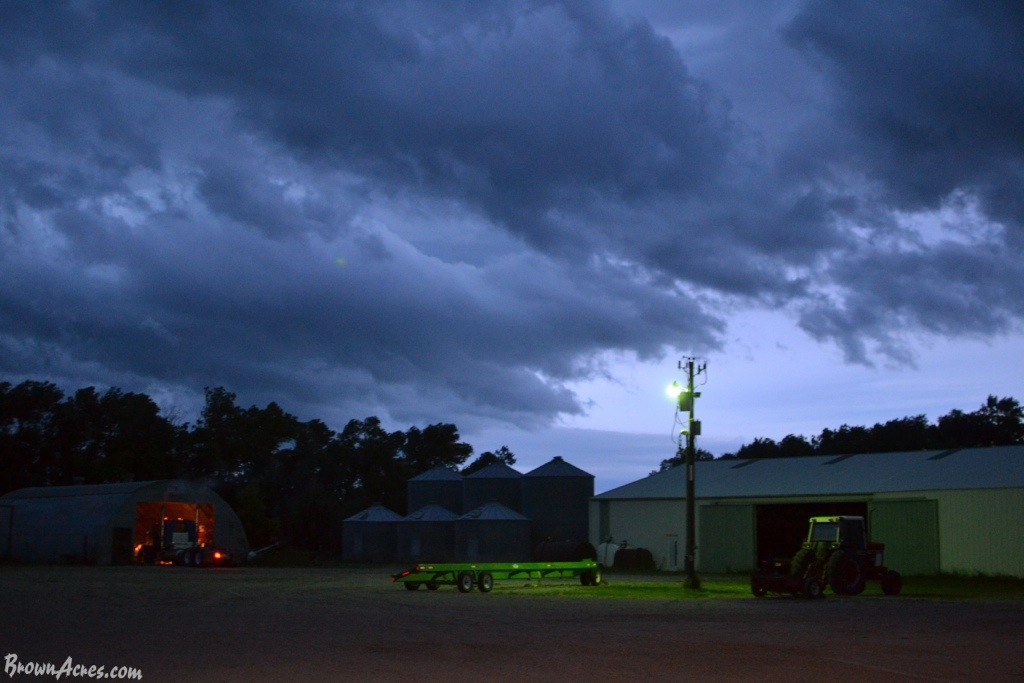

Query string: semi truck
[136,517,233,567]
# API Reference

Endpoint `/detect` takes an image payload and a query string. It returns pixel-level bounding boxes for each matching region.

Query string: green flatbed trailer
[392,560,604,593]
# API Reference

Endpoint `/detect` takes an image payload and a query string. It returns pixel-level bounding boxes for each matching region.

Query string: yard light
[671,357,706,590]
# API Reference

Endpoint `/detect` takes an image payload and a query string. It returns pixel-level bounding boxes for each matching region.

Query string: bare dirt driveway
[2,566,1022,682]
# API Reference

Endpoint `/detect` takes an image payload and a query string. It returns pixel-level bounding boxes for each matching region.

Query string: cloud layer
[1,0,1021,431]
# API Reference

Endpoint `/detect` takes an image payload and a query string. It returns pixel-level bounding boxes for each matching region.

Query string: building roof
[403,504,459,522]
[594,445,1024,500]
[344,504,403,522]
[465,462,522,479]
[459,501,529,521]
[524,456,593,479]
[408,466,463,482]
[1,480,160,500]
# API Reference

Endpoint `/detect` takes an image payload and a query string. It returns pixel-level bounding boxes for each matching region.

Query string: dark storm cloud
[1,0,1022,431]
[780,0,1024,361]
[784,1,1024,215]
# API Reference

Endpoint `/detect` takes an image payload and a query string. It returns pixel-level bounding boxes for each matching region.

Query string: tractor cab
[805,516,866,551]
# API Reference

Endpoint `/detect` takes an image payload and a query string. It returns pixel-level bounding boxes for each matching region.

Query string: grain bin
[463,462,523,513]
[456,501,531,562]
[522,456,594,546]
[398,504,457,563]
[406,466,464,515]
[342,503,401,563]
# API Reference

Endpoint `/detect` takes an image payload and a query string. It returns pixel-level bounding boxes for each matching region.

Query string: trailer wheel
[193,551,204,568]
[751,578,767,597]
[477,572,494,593]
[580,568,603,586]
[426,582,439,591]
[182,550,193,566]
[457,572,475,593]
[404,582,420,591]
[881,570,903,596]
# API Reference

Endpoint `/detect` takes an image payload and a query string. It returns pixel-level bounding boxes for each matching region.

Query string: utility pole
[672,357,705,589]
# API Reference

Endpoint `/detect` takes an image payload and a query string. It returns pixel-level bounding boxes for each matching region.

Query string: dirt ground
[2,566,1022,682]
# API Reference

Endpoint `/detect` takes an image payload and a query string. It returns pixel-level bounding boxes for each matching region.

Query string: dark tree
[653,446,714,473]
[0,380,65,492]
[938,396,1024,447]
[337,417,407,515]
[462,445,517,476]
[403,423,474,475]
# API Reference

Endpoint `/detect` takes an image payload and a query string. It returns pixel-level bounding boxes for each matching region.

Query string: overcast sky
[2,1,1022,492]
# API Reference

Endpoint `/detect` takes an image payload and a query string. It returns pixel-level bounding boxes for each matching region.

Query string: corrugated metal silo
[522,456,594,546]
[406,466,464,515]
[456,501,531,562]
[342,504,401,563]
[398,503,457,563]
[463,462,523,513]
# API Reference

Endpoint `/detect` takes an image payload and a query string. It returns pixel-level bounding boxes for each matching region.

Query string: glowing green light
[665,381,682,400]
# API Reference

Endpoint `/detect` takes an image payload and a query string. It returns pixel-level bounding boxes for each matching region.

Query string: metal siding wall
[698,504,755,573]
[869,499,940,576]
[602,499,686,570]
[935,489,1024,577]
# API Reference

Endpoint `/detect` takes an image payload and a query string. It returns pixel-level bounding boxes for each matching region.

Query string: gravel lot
[2,566,1022,682]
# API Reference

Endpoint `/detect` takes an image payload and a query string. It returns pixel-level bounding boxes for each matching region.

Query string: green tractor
[752,515,902,598]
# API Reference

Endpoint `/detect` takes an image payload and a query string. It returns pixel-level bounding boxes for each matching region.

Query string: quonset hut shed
[342,504,402,563]
[0,480,248,565]
[590,446,1024,577]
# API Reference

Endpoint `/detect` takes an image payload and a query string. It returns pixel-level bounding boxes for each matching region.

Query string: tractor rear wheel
[881,570,903,596]
[827,551,866,595]
[790,548,812,576]
[457,571,475,593]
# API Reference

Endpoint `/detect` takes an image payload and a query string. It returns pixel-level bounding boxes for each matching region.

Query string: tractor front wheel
[881,570,903,596]
[802,577,823,599]
[790,548,813,576]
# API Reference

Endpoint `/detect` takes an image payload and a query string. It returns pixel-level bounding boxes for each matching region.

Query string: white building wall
[933,488,1024,577]
[590,499,687,570]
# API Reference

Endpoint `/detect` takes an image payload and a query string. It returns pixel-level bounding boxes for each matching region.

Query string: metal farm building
[0,480,248,565]
[590,445,1024,578]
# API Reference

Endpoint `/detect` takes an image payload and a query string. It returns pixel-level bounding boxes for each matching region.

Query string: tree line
[657,395,1024,471]
[0,380,515,552]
